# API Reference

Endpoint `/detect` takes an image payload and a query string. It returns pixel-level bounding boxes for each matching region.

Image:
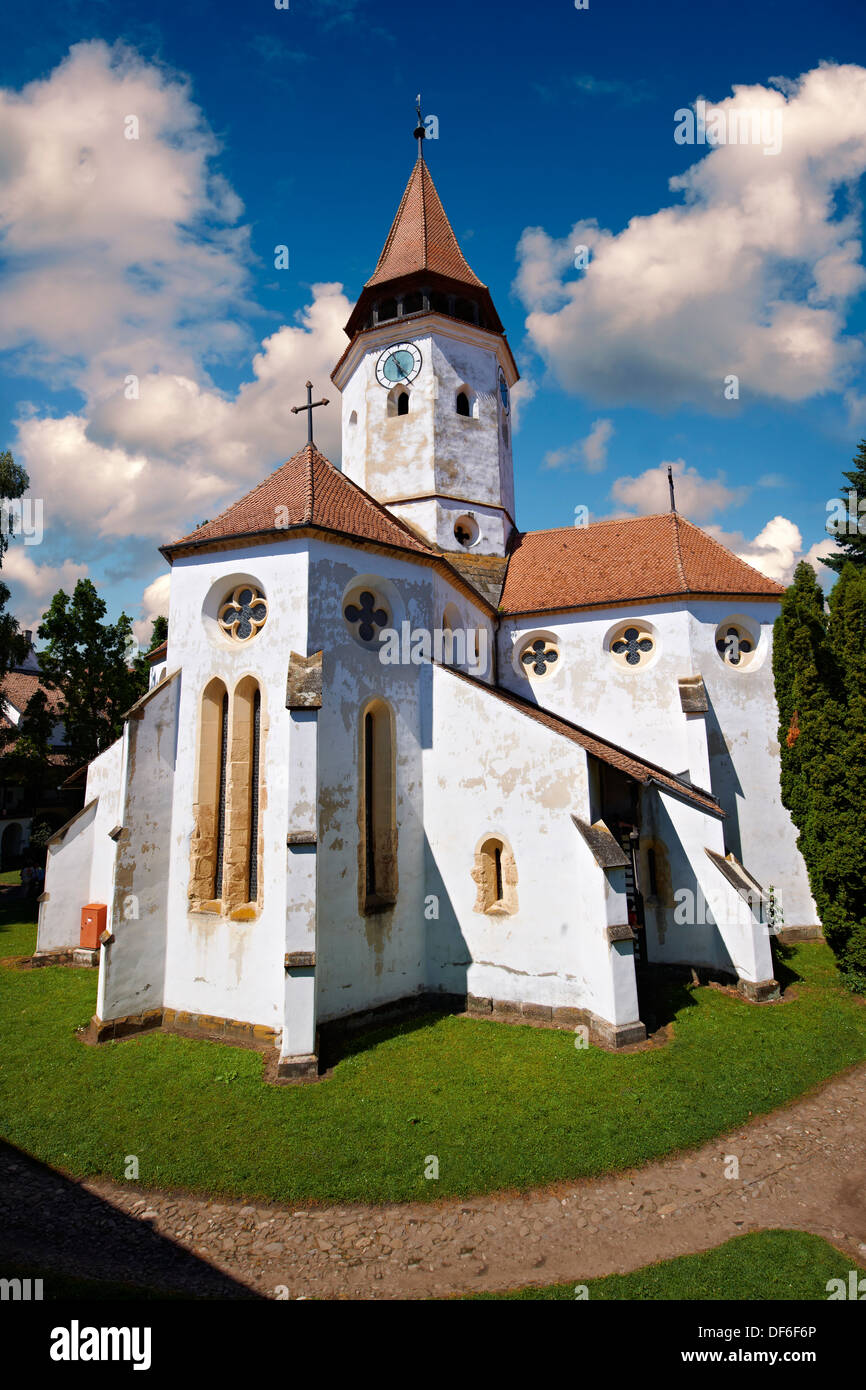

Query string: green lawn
[467,1230,866,1300]
[1,912,865,1205]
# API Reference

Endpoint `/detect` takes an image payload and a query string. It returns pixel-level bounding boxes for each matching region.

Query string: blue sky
[1,0,864,641]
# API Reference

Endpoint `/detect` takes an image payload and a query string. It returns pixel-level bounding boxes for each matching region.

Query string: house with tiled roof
[38,130,817,1070]
[0,636,75,865]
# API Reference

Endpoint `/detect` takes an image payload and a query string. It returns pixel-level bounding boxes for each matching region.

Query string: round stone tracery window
[610,622,655,669]
[715,621,755,668]
[343,588,391,646]
[218,584,268,642]
[520,637,559,678]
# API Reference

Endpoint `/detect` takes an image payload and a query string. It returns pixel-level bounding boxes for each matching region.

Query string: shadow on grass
[771,940,804,992]
[0,1140,263,1300]
[319,1009,454,1070]
[636,970,698,1035]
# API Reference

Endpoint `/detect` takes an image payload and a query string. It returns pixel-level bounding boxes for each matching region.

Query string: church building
[36,131,819,1076]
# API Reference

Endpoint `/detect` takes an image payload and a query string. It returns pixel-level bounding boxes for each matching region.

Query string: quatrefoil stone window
[219,585,268,642]
[611,625,654,667]
[521,638,559,676]
[344,590,388,643]
[716,624,754,667]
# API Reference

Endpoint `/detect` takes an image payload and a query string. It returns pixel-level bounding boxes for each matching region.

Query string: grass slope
[467,1230,866,1300]
[1,912,864,1204]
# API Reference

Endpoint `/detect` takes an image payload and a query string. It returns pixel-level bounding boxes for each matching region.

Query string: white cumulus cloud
[514,63,866,409]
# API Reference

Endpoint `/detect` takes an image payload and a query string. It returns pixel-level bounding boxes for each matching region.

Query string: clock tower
[330,132,518,558]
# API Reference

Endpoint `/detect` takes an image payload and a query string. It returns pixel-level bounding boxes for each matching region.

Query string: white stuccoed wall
[97,674,180,1022]
[334,318,516,555]
[421,663,639,1024]
[499,596,817,931]
[158,540,309,1035]
[309,538,429,1021]
[37,738,123,954]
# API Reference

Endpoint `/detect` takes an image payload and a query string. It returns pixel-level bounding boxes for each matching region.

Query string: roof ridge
[677,513,785,591]
[671,510,688,591]
[519,514,679,539]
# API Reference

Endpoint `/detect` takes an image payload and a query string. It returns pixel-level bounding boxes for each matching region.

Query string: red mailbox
[80,903,107,950]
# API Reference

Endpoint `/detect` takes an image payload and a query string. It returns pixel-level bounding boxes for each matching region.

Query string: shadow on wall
[0,1141,262,1300]
[704,689,744,863]
[641,795,738,981]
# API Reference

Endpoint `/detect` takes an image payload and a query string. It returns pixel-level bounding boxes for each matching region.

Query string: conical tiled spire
[342,155,504,341]
[365,158,484,290]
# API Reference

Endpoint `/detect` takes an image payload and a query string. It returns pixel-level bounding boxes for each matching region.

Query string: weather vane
[414,93,426,157]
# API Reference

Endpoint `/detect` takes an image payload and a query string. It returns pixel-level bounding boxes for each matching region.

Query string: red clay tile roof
[162,443,437,561]
[365,156,485,290]
[443,664,723,818]
[500,513,785,614]
[1,669,63,719]
[145,641,167,663]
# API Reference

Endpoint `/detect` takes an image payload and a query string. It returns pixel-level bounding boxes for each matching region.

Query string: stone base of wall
[84,1008,279,1049]
[276,1053,319,1081]
[775,925,824,943]
[317,989,645,1053]
[28,949,97,969]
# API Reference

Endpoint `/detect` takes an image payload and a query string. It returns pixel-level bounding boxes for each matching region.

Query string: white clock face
[376,342,422,389]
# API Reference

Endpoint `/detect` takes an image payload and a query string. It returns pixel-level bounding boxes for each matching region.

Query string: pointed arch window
[190,679,229,906]
[190,678,264,915]
[397,390,409,416]
[456,391,470,416]
[229,677,262,909]
[360,700,397,912]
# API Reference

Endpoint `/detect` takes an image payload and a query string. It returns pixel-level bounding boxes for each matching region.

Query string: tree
[131,614,168,685]
[773,560,866,989]
[148,615,168,649]
[33,579,147,768]
[822,438,866,573]
[0,449,33,680]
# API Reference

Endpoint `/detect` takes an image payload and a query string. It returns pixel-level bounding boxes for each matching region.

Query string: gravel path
[4,1063,866,1299]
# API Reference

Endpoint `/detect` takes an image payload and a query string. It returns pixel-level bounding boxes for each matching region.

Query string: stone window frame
[511,628,561,682]
[218,584,268,644]
[387,384,411,418]
[341,573,404,654]
[605,618,660,672]
[189,677,229,912]
[714,616,760,671]
[189,675,265,920]
[358,697,398,915]
[472,834,518,916]
[455,384,479,419]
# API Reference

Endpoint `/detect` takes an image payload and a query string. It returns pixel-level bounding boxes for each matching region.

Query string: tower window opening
[397,390,409,416]
[456,391,470,417]
[402,291,423,315]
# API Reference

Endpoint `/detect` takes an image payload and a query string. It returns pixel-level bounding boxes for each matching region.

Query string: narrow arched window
[473,836,517,914]
[397,390,409,416]
[361,701,397,911]
[214,691,229,898]
[190,679,229,906]
[456,391,470,416]
[227,677,263,909]
[248,689,261,900]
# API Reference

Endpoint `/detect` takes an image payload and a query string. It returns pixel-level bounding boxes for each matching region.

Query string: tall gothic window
[190,678,263,914]
[360,700,397,911]
[214,691,229,898]
[190,679,229,905]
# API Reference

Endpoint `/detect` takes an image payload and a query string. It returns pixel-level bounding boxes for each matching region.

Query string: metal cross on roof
[290,380,329,447]
[414,92,426,157]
